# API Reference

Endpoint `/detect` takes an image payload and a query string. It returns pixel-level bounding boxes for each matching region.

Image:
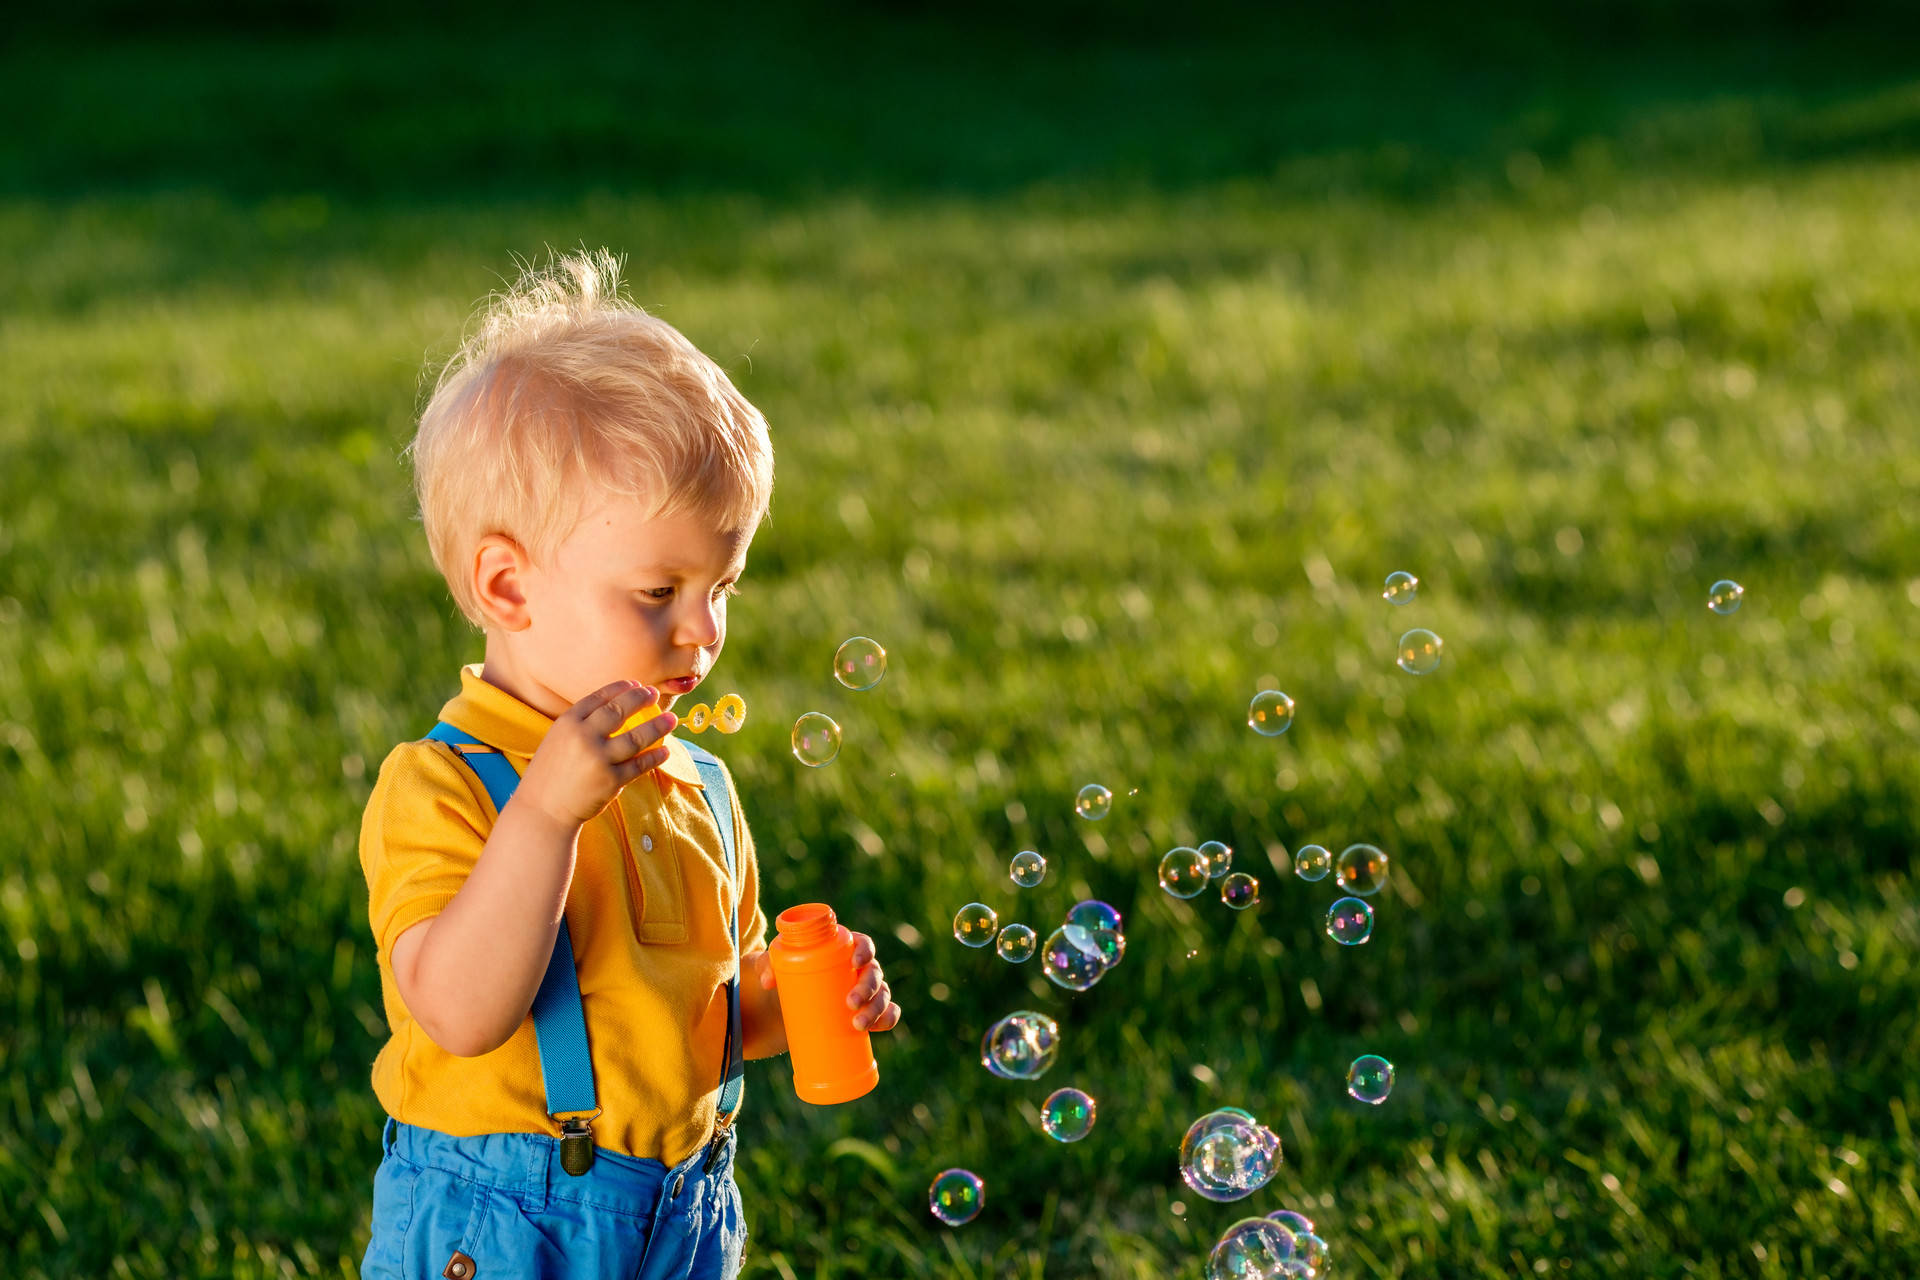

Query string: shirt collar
[439,663,705,790]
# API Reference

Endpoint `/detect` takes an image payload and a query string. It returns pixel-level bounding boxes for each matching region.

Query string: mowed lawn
[2,8,1919,1277]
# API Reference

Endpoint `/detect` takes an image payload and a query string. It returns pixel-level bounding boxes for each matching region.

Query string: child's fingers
[616,745,670,778]
[592,683,659,728]
[614,712,677,759]
[853,987,897,1031]
[578,679,643,718]
[846,965,884,1009]
[847,932,876,967]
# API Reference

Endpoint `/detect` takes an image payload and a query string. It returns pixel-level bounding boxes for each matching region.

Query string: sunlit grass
[3,15,1920,1278]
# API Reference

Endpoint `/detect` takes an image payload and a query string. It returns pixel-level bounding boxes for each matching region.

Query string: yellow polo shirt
[359,664,769,1165]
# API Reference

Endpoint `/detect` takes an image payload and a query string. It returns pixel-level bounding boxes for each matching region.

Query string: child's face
[508,498,752,715]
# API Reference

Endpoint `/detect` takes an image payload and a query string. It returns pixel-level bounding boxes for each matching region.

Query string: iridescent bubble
[1041,924,1109,991]
[1335,843,1389,897]
[790,712,842,766]
[1075,784,1113,820]
[1040,1087,1097,1142]
[1293,1233,1330,1276]
[1066,899,1122,935]
[1009,849,1047,888]
[1326,896,1375,945]
[1383,570,1419,605]
[928,1168,984,1226]
[1065,900,1126,966]
[1159,847,1210,899]
[1179,1108,1282,1202]
[1348,1054,1395,1104]
[1708,579,1744,615]
[1279,1262,1313,1279]
[980,1010,1059,1080]
[1293,844,1331,882]
[1200,840,1233,879]
[1396,629,1444,675]
[1207,1217,1297,1280]
[832,636,888,691]
[1267,1209,1316,1236]
[1220,872,1260,910]
[995,923,1037,963]
[953,902,999,948]
[1247,690,1296,736]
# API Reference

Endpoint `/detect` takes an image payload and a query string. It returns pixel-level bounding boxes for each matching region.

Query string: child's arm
[392,681,674,1057]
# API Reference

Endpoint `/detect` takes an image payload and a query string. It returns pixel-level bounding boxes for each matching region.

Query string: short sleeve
[358,740,499,961]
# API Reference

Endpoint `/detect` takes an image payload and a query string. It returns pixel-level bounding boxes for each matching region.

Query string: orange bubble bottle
[768,903,879,1104]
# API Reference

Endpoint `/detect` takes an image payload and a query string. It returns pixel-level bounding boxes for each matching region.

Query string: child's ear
[472,534,534,631]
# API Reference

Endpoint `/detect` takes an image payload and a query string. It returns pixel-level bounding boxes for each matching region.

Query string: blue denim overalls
[360,725,748,1279]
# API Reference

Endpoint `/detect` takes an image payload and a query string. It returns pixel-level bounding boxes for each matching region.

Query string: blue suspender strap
[423,724,599,1131]
[683,741,746,1132]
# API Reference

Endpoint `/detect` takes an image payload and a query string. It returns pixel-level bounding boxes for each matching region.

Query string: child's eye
[713,582,741,601]
[640,587,675,601]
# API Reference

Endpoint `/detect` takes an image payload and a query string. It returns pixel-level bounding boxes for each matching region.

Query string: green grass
[3,7,1919,1277]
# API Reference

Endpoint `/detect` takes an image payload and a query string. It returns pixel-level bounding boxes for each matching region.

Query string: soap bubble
[1348,1054,1395,1104]
[1159,847,1210,899]
[980,1010,1059,1080]
[790,712,842,766]
[684,702,711,732]
[1293,844,1331,882]
[711,693,746,734]
[1708,579,1744,615]
[1207,1217,1297,1279]
[1200,840,1233,878]
[1179,1108,1282,1202]
[1293,1233,1330,1275]
[1396,629,1444,675]
[953,903,999,947]
[1267,1209,1316,1236]
[1075,784,1113,820]
[1247,690,1296,736]
[1065,900,1126,966]
[1040,1087,1097,1142]
[995,923,1037,963]
[1220,872,1260,910]
[1066,898,1122,936]
[928,1168,984,1225]
[1009,849,1047,887]
[1383,570,1419,604]
[1326,897,1374,945]
[1334,843,1389,896]
[1041,924,1109,991]
[832,636,888,690]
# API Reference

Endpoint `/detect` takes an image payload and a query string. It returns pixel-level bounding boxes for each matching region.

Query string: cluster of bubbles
[1179,1107,1282,1202]
[980,1010,1060,1080]
[1291,842,1390,945]
[790,636,888,766]
[1160,841,1258,909]
[1205,1207,1333,1279]
[1042,899,1127,991]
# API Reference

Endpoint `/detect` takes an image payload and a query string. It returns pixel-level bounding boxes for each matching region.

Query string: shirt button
[670,1172,684,1197]
[641,834,653,852]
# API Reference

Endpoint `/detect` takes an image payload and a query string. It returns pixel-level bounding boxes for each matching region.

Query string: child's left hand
[756,930,900,1032]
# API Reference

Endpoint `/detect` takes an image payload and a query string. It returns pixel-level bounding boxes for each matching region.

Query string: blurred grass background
[3,1,1919,1275]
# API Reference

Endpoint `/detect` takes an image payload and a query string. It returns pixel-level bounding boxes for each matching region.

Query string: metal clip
[559,1116,595,1177]
[703,1111,736,1172]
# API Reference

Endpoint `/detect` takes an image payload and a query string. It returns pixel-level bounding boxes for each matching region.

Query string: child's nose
[673,600,722,648]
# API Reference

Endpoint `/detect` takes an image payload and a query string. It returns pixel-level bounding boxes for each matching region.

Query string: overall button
[641,834,653,852]
[669,1172,684,1197]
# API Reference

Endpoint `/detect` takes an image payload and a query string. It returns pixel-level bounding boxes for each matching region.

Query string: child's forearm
[399,802,582,1057]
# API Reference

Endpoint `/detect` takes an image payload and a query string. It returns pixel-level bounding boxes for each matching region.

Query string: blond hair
[406,248,773,627]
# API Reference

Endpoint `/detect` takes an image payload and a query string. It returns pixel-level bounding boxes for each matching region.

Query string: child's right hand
[517,680,678,830]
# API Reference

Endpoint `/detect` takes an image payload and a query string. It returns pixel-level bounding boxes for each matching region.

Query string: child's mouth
[660,675,702,695]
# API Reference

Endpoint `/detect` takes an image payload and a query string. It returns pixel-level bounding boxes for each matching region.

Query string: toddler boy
[357,250,900,1279]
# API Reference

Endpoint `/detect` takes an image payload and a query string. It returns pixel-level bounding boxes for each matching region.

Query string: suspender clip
[559,1116,595,1177]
